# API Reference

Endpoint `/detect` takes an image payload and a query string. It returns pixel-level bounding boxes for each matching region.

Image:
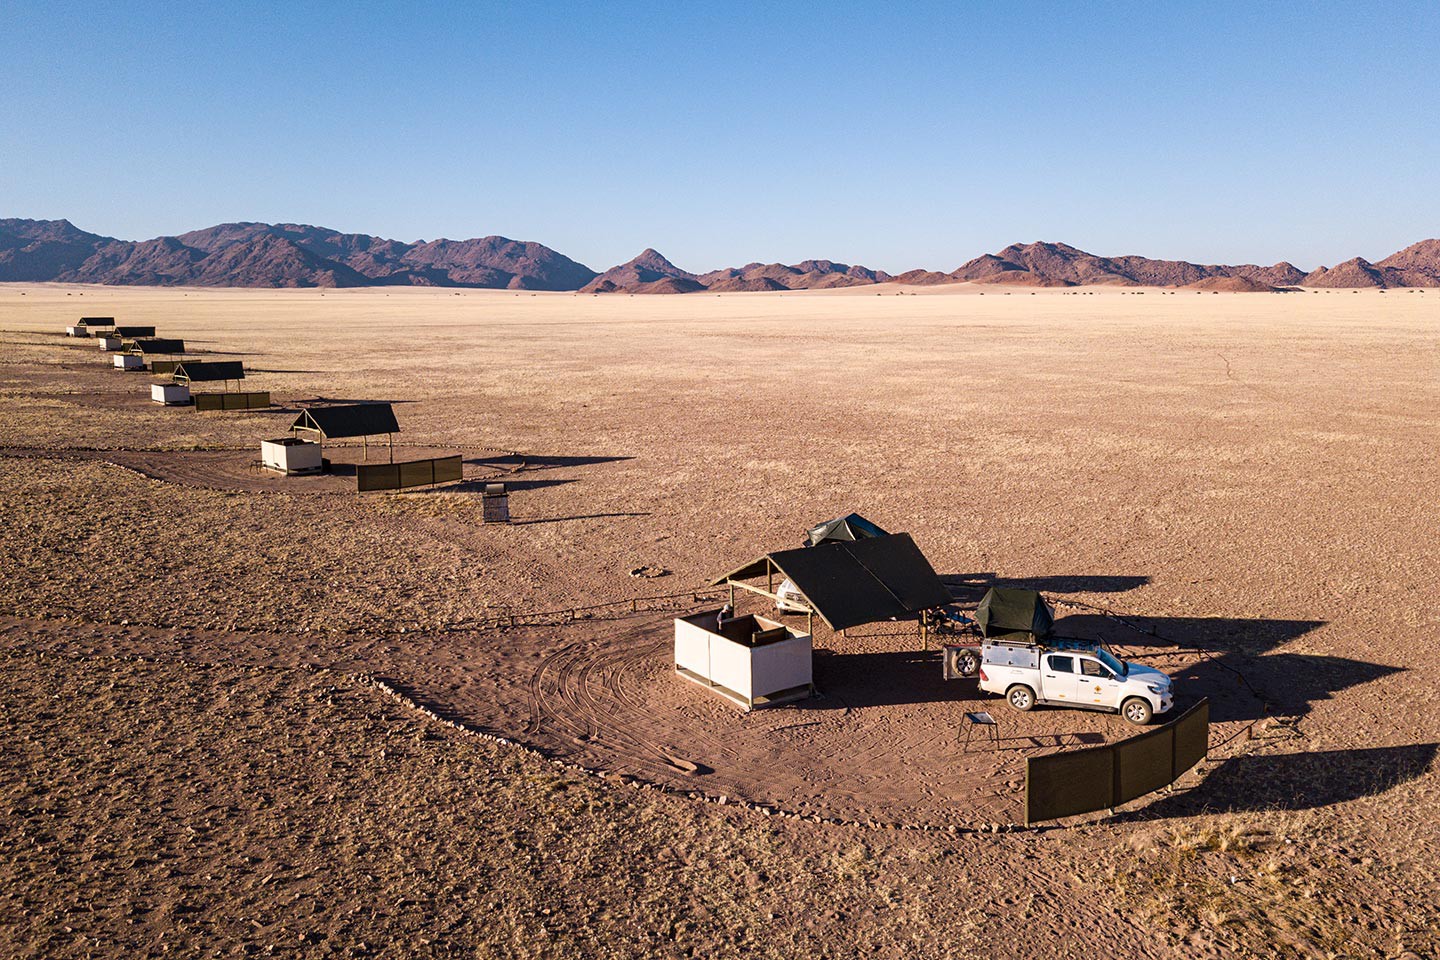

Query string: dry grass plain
[1,282,1438,958]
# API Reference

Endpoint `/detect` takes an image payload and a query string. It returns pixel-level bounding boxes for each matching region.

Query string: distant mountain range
[3,218,1438,292]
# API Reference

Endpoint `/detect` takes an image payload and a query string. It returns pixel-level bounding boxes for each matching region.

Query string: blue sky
[2,2,1436,272]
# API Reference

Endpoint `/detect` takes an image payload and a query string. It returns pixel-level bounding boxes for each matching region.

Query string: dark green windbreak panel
[151,360,180,375]
[1173,699,1210,776]
[357,463,400,492]
[1115,725,1174,805]
[356,455,463,492]
[194,391,270,412]
[1025,697,1212,825]
[399,460,433,488]
[1026,745,1114,825]
[433,455,463,483]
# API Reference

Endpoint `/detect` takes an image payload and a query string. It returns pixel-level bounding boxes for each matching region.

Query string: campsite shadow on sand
[1055,614,1400,723]
[944,573,1151,597]
[288,396,419,406]
[1174,653,1403,723]
[803,649,961,709]
[465,453,634,472]
[1123,742,1439,818]
[1055,614,1324,656]
[440,478,578,493]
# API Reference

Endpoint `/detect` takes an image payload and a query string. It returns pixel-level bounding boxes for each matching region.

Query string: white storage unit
[260,438,323,475]
[113,354,144,371]
[674,611,813,710]
[96,336,123,351]
[151,382,191,405]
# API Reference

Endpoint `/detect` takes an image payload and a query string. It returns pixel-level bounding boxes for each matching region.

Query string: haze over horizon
[3,1,1437,274]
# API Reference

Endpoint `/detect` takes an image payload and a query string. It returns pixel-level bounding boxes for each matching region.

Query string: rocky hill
[579,249,705,294]
[3,217,1436,291]
[0,219,598,289]
[944,242,1309,289]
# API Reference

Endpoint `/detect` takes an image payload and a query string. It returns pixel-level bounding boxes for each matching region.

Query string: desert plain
[1,282,1438,958]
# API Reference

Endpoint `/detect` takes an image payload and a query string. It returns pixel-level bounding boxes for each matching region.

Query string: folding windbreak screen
[1025,743,1115,824]
[194,391,271,411]
[1114,723,1177,806]
[1024,698,1210,825]
[355,455,463,492]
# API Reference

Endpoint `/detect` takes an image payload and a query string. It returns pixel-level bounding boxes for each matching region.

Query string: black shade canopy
[173,360,245,383]
[291,403,400,439]
[132,337,185,354]
[975,588,1055,641]
[113,325,156,337]
[805,513,888,546]
[711,533,951,632]
[77,317,116,326]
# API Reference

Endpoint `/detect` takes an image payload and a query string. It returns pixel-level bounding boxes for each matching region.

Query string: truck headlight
[1147,684,1167,695]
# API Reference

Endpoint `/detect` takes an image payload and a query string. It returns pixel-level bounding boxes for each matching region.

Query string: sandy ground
[1,282,1437,958]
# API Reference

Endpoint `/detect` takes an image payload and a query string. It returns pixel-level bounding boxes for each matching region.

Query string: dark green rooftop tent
[805,513,888,547]
[975,587,1055,641]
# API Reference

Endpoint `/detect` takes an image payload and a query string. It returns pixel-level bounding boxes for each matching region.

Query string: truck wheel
[1007,685,1035,712]
[951,648,980,678]
[1122,697,1153,725]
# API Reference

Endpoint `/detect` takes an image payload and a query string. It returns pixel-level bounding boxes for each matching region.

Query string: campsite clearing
[1,284,1437,958]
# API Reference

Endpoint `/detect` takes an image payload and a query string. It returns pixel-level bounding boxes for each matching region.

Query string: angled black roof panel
[711,533,950,632]
[113,325,156,337]
[133,337,185,354]
[173,360,245,383]
[292,403,400,439]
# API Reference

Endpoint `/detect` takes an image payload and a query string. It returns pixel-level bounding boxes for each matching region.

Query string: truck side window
[1081,659,1112,679]
[1048,655,1074,673]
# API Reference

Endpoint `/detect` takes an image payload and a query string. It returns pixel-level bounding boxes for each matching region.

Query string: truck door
[1042,654,1078,701]
[1079,657,1118,705]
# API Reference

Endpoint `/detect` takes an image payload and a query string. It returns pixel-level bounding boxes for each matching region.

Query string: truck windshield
[1096,648,1126,676]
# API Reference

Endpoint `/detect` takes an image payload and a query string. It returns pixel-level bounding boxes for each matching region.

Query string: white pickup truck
[977,643,1174,724]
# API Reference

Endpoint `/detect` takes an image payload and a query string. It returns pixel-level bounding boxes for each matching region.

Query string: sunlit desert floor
[2,282,1437,958]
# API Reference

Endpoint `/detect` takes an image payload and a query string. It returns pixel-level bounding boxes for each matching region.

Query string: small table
[962,711,999,751]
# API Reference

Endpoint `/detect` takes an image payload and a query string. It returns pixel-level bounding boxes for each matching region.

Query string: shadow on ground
[944,573,1151,596]
[1128,742,1438,817]
[465,453,633,471]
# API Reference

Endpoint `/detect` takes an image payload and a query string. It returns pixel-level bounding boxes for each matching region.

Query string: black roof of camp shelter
[133,337,185,354]
[113,325,156,337]
[78,316,115,326]
[806,512,888,547]
[291,403,400,439]
[711,533,952,632]
[975,588,1055,641]
[172,360,245,383]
